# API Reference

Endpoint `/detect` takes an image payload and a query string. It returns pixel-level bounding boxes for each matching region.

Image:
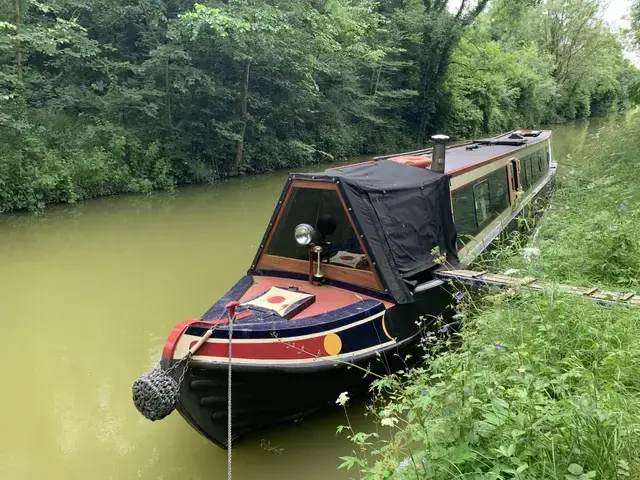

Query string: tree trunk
[15,0,22,81]
[373,65,382,96]
[234,60,250,172]
[165,59,171,126]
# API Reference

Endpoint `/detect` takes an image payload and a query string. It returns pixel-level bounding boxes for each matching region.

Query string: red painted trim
[189,335,328,360]
[162,315,253,358]
[162,319,199,359]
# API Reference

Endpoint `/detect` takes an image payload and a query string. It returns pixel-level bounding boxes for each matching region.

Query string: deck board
[435,269,640,307]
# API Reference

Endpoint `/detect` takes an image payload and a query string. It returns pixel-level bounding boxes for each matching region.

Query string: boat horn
[313,245,324,279]
[430,134,450,173]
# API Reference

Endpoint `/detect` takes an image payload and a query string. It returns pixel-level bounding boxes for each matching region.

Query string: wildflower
[422,390,428,397]
[517,367,526,373]
[395,457,411,472]
[456,291,464,300]
[439,326,448,333]
[381,417,398,427]
[495,343,503,350]
[522,247,541,263]
[420,332,433,343]
[336,392,349,406]
[407,368,414,376]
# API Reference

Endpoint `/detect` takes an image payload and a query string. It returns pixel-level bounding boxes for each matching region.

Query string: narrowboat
[153,130,555,447]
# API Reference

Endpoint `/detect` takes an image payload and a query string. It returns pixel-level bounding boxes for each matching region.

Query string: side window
[520,156,529,188]
[487,168,509,212]
[473,180,491,227]
[452,184,479,246]
[525,156,534,187]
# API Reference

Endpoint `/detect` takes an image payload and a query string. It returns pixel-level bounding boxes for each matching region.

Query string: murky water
[0,116,621,479]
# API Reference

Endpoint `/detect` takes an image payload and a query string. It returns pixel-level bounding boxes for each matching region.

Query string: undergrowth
[338,116,640,479]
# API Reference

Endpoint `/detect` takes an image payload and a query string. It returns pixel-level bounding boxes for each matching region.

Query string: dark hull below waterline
[164,340,419,448]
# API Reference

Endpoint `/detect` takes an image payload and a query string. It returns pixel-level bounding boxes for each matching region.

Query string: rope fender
[132,303,238,427]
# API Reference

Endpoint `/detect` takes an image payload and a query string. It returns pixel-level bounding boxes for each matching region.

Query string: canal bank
[343,114,640,478]
[0,116,625,479]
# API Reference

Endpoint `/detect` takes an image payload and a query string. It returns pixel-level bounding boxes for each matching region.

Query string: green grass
[339,116,640,479]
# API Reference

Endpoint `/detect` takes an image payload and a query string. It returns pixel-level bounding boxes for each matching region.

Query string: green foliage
[340,115,640,477]
[0,0,638,212]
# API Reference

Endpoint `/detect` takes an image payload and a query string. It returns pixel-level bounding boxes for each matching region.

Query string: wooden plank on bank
[435,269,640,308]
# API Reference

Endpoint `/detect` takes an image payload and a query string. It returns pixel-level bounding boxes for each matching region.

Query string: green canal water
[0,117,619,479]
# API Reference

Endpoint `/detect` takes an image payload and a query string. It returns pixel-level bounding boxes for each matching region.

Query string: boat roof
[374,130,552,175]
[445,130,551,173]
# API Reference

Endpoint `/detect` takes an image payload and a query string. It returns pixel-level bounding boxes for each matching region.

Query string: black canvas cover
[296,160,458,304]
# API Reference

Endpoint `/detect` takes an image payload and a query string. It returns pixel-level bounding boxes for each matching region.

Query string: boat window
[473,180,491,226]
[487,168,509,213]
[265,187,370,270]
[522,156,534,188]
[452,183,479,246]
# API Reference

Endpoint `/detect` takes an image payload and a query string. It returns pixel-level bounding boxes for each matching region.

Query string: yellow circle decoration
[323,333,342,356]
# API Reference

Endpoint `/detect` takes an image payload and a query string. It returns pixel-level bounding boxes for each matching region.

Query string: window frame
[472,179,492,227]
[256,180,384,292]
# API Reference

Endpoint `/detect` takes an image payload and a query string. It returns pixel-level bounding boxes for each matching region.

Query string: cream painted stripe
[450,140,550,191]
[203,311,384,344]
[172,311,386,359]
[451,158,511,190]
[189,340,397,365]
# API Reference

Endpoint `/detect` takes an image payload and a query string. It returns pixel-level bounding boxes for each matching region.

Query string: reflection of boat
[158,130,554,448]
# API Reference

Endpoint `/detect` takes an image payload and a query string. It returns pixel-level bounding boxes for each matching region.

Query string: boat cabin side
[248,130,553,300]
[447,131,553,262]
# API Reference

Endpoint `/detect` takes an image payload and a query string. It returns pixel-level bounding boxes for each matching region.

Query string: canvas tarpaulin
[297,160,458,304]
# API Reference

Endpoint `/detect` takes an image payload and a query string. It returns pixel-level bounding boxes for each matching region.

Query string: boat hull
[163,335,418,448]
[161,285,453,447]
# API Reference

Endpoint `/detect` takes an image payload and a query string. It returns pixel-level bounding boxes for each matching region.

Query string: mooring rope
[227,309,234,480]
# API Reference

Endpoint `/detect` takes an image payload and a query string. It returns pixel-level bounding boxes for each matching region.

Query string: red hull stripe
[162,319,199,358]
[189,335,327,360]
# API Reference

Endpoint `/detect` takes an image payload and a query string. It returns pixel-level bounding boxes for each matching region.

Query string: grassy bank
[339,116,640,479]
